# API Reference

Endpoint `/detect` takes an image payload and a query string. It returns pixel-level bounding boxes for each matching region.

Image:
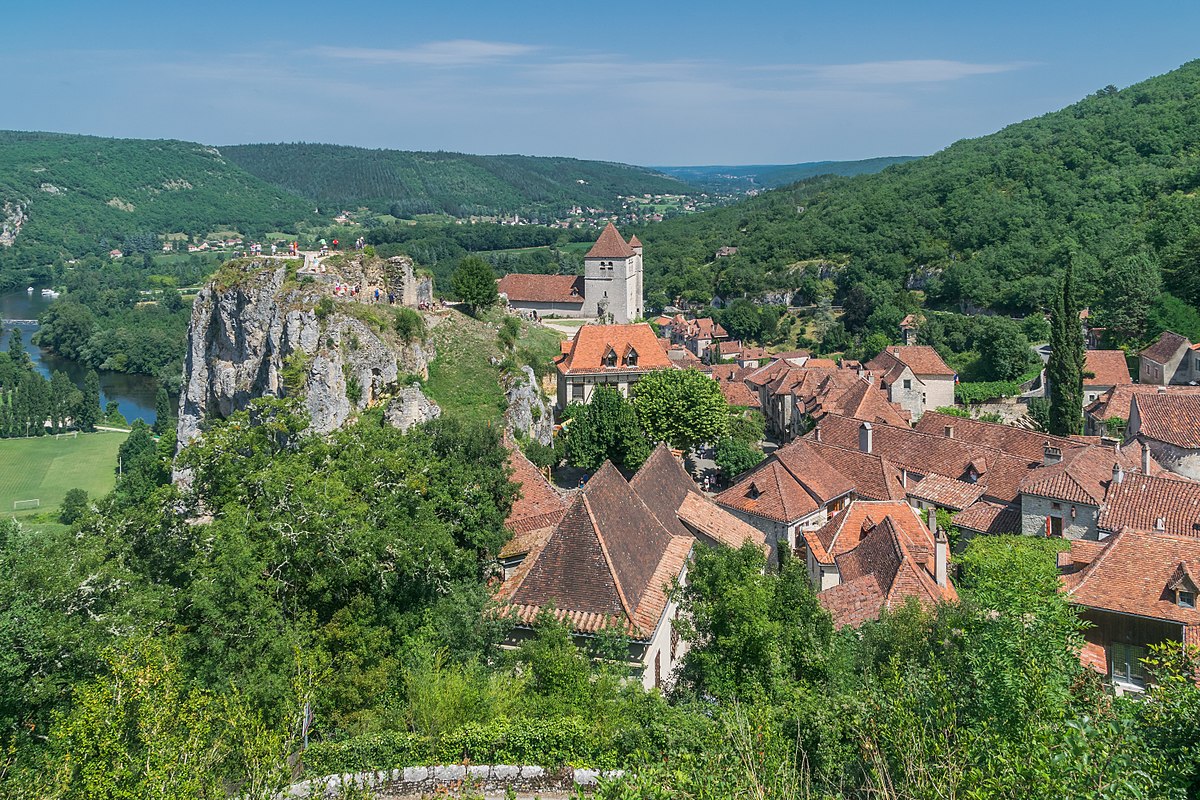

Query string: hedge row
[303,717,617,776]
[954,379,1025,405]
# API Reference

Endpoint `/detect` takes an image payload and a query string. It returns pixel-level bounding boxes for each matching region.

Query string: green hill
[220,142,694,218]
[654,156,920,193]
[639,59,1200,324]
[0,131,315,268]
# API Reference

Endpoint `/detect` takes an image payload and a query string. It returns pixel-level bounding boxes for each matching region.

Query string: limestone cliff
[177,259,435,449]
[503,366,553,445]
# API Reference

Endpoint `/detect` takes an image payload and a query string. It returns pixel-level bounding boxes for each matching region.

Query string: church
[497,222,645,324]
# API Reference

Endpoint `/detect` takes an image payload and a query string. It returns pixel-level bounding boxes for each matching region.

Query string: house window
[1111,642,1147,688]
[624,349,638,367]
[1048,516,1063,537]
[603,348,617,368]
[903,379,912,390]
[571,382,584,401]
[1179,590,1196,609]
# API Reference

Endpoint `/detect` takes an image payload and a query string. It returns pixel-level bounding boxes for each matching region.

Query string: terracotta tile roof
[867,345,955,378]
[720,380,760,409]
[815,508,956,628]
[916,412,1081,463]
[1064,527,1200,625]
[906,473,985,511]
[556,323,672,374]
[1020,443,1164,507]
[1087,385,1200,423]
[812,377,911,426]
[716,459,820,522]
[629,443,702,539]
[803,442,907,502]
[586,222,635,259]
[498,274,584,304]
[499,443,568,559]
[805,500,933,566]
[1140,331,1192,364]
[1062,538,1107,571]
[953,500,1021,535]
[1132,394,1200,449]
[775,439,857,503]
[1097,472,1200,537]
[677,492,767,551]
[1083,350,1133,388]
[504,461,691,638]
[810,414,1037,503]
[739,346,770,363]
[628,234,642,248]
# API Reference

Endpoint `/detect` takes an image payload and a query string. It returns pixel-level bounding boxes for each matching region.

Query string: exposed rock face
[503,366,553,445]
[177,261,433,449]
[0,201,27,247]
[384,385,441,432]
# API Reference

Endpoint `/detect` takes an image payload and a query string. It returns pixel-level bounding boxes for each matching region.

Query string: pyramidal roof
[628,234,643,248]
[586,222,635,259]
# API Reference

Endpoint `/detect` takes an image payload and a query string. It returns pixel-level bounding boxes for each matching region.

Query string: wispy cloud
[805,59,1030,84]
[313,40,538,66]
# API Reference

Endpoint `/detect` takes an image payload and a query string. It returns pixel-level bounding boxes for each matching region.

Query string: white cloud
[806,59,1030,84]
[313,40,538,66]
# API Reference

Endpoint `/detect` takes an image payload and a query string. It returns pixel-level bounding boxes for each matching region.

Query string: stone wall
[1142,438,1200,481]
[1019,494,1100,540]
[285,765,624,799]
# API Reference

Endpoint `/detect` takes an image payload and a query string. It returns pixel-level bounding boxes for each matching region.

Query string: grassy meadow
[0,431,127,519]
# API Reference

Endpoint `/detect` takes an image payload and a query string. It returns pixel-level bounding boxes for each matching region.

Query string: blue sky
[4,1,1198,165]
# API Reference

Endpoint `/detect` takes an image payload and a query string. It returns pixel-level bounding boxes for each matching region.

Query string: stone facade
[1138,438,1200,481]
[1020,493,1101,540]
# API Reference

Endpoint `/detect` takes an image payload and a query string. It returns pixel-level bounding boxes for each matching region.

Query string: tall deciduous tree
[1048,258,1084,436]
[1098,252,1162,345]
[630,368,729,451]
[450,256,498,316]
[567,386,650,472]
[74,370,101,432]
[152,387,173,435]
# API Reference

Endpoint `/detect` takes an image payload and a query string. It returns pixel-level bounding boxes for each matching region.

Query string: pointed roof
[629,443,701,538]
[586,222,635,259]
[1140,330,1192,364]
[628,234,643,248]
[498,441,569,561]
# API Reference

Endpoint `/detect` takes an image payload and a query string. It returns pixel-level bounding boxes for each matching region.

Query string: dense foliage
[0,131,314,284]
[0,331,100,437]
[636,61,1200,334]
[222,143,692,219]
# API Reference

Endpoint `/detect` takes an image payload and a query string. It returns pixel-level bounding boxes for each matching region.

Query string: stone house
[555,323,671,409]
[802,501,956,627]
[1083,349,1133,406]
[496,446,764,690]
[1085,384,1200,437]
[1063,529,1200,692]
[498,274,586,318]
[1128,393,1200,480]
[864,346,956,420]
[1139,331,1200,386]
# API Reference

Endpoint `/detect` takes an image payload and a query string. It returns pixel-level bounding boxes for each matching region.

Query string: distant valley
[654,157,920,193]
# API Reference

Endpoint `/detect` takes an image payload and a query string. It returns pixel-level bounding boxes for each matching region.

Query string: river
[0,290,160,424]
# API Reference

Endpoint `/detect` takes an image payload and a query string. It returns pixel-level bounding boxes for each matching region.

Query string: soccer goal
[12,499,40,511]
[55,431,78,440]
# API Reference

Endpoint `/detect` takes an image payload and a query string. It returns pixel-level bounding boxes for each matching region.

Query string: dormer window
[747,483,761,500]
[624,347,638,367]
[603,347,617,368]
[1179,591,1195,609]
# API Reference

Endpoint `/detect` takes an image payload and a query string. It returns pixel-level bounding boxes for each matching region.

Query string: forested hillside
[638,60,1200,325]
[0,132,314,269]
[655,156,919,193]
[221,143,694,218]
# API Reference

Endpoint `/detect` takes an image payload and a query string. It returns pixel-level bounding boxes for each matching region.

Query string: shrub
[315,297,335,320]
[394,307,426,343]
[304,730,423,775]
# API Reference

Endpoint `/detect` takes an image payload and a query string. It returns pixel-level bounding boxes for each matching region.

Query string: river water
[0,290,160,424]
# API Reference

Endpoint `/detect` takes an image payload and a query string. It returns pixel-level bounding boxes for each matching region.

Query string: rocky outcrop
[383,385,441,432]
[0,201,27,247]
[177,260,433,449]
[503,365,553,445]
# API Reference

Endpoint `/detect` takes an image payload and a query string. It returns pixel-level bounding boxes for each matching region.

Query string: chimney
[900,469,908,489]
[930,508,948,588]
[814,427,822,443]
[1142,442,1152,474]
[944,424,954,439]
[1111,463,1124,485]
[859,421,874,454]
[1043,443,1063,466]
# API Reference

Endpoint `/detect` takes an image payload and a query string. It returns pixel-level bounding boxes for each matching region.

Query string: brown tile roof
[627,234,642,248]
[720,380,760,409]
[867,345,955,378]
[1083,350,1133,388]
[813,377,910,426]
[586,222,635,259]
[498,274,584,304]
[629,443,701,539]
[806,500,933,566]
[1097,472,1200,537]
[556,323,672,374]
[677,492,767,551]
[1087,385,1200,423]
[1019,443,1164,507]
[953,500,1021,535]
[916,412,1081,463]
[1140,331,1192,364]
[805,358,839,369]
[815,508,957,628]
[503,461,692,638]
[1132,394,1200,449]
[499,443,569,559]
[774,439,857,503]
[810,414,1037,503]
[716,459,821,522]
[1064,527,1200,625]
[906,473,985,511]
[803,442,907,502]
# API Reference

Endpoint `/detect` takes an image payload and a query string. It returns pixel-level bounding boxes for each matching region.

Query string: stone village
[492,223,1200,694]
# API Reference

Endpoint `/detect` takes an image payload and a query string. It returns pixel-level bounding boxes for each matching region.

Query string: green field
[0,431,128,518]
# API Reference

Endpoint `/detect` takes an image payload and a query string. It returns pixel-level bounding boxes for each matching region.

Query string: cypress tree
[152,387,174,435]
[76,370,101,432]
[1048,259,1084,436]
